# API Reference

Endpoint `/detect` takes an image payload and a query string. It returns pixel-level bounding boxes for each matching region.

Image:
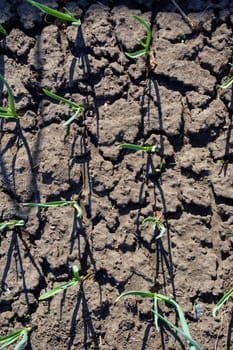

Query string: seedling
[0,24,7,36]
[43,89,85,126]
[216,159,229,165]
[217,63,233,89]
[0,219,25,231]
[155,160,165,173]
[0,73,19,119]
[125,15,152,58]
[39,266,94,300]
[217,76,233,89]
[26,0,81,26]
[212,287,233,318]
[143,216,166,239]
[23,200,82,218]
[115,291,202,350]
[119,143,157,153]
[0,326,32,350]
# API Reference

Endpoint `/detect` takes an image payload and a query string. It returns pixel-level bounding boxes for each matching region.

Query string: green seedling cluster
[0,326,32,350]
[43,89,85,126]
[26,0,81,27]
[0,219,25,231]
[23,200,82,218]
[119,143,157,153]
[116,291,202,350]
[125,15,152,58]
[0,73,19,119]
[143,216,166,239]
[39,266,87,300]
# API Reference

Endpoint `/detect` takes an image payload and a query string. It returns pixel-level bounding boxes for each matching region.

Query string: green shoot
[212,287,233,318]
[143,216,166,239]
[23,200,82,218]
[0,24,7,36]
[217,76,233,89]
[153,311,202,350]
[119,143,157,153]
[155,160,165,173]
[125,15,152,58]
[216,159,229,165]
[26,0,81,26]
[153,295,159,331]
[115,291,201,350]
[43,89,85,126]
[225,233,233,237]
[0,219,25,231]
[0,326,32,350]
[39,266,93,300]
[0,73,19,119]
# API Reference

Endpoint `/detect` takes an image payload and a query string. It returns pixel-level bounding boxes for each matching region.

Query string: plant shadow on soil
[1,0,233,349]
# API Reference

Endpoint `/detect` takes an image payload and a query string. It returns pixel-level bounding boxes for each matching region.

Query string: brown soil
[0,0,233,349]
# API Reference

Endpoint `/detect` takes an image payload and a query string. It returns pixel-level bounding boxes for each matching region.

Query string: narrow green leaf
[143,217,156,224]
[153,311,202,350]
[125,15,152,59]
[125,49,147,58]
[142,217,166,239]
[39,279,78,300]
[153,296,160,331]
[63,7,81,26]
[72,202,83,218]
[217,76,233,89]
[26,0,80,26]
[0,220,25,230]
[43,89,81,110]
[0,107,11,112]
[43,89,84,126]
[133,15,152,49]
[23,200,82,218]
[0,73,18,118]
[23,200,76,207]
[14,331,28,350]
[115,290,155,303]
[212,287,233,318]
[72,265,82,281]
[116,290,199,350]
[63,108,81,126]
[216,159,228,165]
[0,330,22,344]
[23,200,82,217]
[39,268,82,301]
[0,113,17,118]
[0,328,31,350]
[0,24,7,36]
[119,143,156,153]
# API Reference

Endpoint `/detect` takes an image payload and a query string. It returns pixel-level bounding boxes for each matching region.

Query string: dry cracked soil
[0,0,233,349]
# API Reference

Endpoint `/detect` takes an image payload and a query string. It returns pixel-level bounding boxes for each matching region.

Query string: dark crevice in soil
[164,206,183,220]
[181,201,212,216]
[111,200,148,216]
[40,260,70,279]
[181,167,210,180]
[214,195,233,207]
[167,134,184,152]
[188,128,223,147]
